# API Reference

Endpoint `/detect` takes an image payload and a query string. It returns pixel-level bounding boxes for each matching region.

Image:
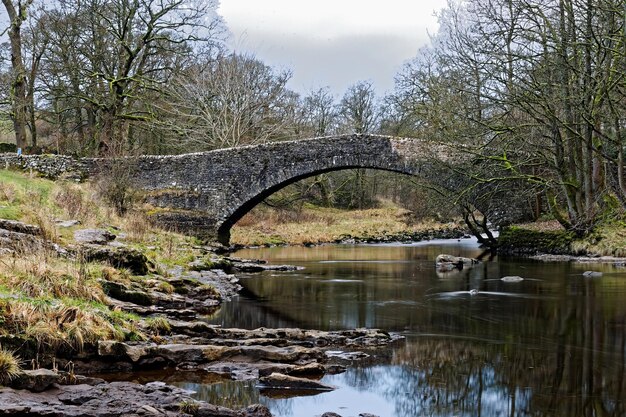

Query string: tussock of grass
[0,297,139,351]
[231,203,457,246]
[145,316,171,336]
[0,348,21,385]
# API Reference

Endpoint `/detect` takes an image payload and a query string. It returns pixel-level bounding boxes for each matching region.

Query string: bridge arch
[131,134,447,245]
[217,164,417,245]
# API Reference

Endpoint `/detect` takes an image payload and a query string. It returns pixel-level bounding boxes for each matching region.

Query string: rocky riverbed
[0,220,401,417]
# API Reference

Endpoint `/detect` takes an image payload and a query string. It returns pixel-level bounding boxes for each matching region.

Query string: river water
[178,239,626,417]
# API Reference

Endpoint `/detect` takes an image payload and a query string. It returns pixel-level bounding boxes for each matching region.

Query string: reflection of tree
[220,245,626,416]
[175,380,261,410]
[346,312,626,417]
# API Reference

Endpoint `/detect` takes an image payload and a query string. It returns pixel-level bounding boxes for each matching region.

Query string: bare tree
[338,80,379,134]
[163,52,298,151]
[38,0,223,155]
[298,87,338,137]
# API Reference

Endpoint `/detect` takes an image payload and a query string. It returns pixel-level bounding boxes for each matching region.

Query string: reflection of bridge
[129,134,454,244]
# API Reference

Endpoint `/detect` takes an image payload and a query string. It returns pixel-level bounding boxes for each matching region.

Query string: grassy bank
[231,201,464,246]
[499,220,626,257]
[0,169,210,376]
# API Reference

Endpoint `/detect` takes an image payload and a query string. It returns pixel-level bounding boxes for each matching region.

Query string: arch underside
[216,164,417,245]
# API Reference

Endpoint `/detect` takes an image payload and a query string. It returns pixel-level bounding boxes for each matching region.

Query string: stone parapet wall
[0,153,92,180]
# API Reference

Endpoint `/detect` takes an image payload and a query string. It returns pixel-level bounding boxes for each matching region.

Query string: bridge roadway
[131,134,455,245]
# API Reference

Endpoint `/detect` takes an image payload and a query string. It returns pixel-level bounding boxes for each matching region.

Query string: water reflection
[198,241,626,416]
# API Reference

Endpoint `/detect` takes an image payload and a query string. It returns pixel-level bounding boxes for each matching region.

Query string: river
[177,238,626,417]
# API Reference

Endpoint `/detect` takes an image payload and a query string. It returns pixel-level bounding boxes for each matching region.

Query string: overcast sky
[217,0,448,97]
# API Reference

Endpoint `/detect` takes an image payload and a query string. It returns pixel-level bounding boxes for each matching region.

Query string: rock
[321,413,343,417]
[501,276,524,282]
[9,369,60,392]
[232,263,302,272]
[56,219,81,228]
[0,219,41,236]
[583,271,603,277]
[0,227,44,253]
[241,404,273,417]
[287,363,325,376]
[73,228,116,244]
[325,364,347,374]
[98,340,151,363]
[80,245,150,275]
[168,320,220,336]
[0,379,262,416]
[136,404,168,416]
[101,280,153,305]
[435,254,479,270]
[154,344,209,364]
[258,372,334,391]
[196,403,239,417]
[325,350,369,361]
[359,414,380,417]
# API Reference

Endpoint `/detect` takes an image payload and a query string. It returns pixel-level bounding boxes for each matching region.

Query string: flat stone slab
[257,372,335,391]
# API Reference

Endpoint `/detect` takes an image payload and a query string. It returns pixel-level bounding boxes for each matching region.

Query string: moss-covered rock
[498,226,575,255]
[80,246,151,275]
[101,280,153,306]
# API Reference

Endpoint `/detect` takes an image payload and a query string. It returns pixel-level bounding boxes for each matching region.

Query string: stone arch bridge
[129,134,455,245]
[1,134,459,245]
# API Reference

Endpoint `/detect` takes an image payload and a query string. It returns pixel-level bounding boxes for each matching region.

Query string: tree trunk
[2,0,31,151]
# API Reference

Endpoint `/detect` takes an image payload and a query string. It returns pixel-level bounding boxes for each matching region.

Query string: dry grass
[0,348,21,384]
[0,252,144,351]
[231,203,458,246]
[512,220,565,232]
[0,254,106,302]
[1,299,131,351]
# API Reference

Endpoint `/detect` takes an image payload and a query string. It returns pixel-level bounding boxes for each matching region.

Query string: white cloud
[218,0,448,95]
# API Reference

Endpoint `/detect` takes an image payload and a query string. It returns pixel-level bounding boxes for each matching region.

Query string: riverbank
[498,220,626,258]
[231,203,466,246]
[231,204,626,259]
[0,170,403,416]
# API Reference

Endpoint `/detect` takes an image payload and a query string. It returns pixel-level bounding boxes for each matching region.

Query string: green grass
[571,221,626,257]
[503,219,626,257]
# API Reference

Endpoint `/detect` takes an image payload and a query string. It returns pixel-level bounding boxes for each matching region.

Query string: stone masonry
[1,134,456,245]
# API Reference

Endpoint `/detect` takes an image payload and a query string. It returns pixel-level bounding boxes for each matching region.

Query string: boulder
[98,341,151,363]
[80,245,150,275]
[435,254,480,270]
[240,404,273,417]
[74,228,116,244]
[101,280,153,305]
[9,369,59,392]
